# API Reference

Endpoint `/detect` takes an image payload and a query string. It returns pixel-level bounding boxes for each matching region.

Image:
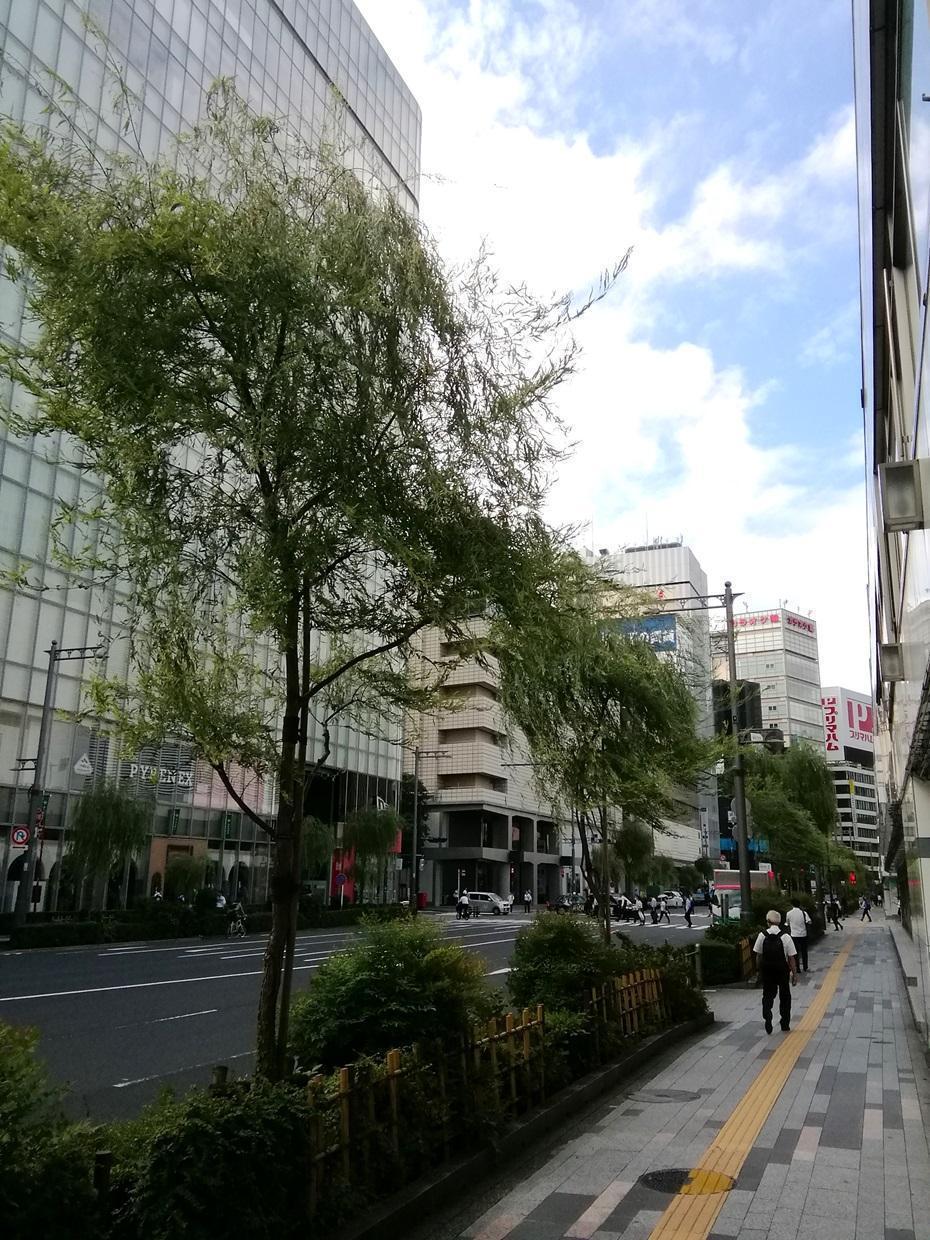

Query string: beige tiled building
[409,626,567,908]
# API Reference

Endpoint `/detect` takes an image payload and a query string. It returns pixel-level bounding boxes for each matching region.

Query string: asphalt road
[0,909,707,1119]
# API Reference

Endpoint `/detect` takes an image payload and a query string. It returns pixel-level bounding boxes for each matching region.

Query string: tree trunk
[255,599,302,1081]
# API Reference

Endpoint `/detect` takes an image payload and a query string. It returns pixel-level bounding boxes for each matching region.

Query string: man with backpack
[860,895,873,922]
[753,909,799,1034]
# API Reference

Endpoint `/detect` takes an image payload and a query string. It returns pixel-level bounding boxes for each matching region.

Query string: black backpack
[761,929,788,975]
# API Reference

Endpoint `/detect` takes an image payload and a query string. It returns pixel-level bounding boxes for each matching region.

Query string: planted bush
[289,917,498,1070]
[0,1023,96,1240]
[698,940,740,985]
[509,913,628,1010]
[107,1082,313,1240]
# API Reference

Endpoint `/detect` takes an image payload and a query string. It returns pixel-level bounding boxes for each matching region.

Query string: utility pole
[723,582,752,920]
[14,642,58,928]
[409,746,448,916]
[13,642,105,928]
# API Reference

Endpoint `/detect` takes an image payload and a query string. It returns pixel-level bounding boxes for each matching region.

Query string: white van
[468,891,512,915]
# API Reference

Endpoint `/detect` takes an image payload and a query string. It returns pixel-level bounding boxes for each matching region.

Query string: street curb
[335,1011,715,1240]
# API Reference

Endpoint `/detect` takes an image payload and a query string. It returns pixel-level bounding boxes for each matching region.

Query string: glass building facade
[855,0,930,1044]
[0,0,420,910]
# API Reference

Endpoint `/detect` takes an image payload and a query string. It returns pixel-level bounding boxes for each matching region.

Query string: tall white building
[820,686,880,881]
[722,608,824,748]
[0,0,420,911]
[599,540,720,862]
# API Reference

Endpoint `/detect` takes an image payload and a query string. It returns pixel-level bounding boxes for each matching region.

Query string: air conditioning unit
[880,459,930,531]
[880,642,905,682]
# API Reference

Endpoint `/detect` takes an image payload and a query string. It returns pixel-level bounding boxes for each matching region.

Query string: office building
[598,540,720,863]
[0,0,420,910]
[719,608,824,748]
[854,0,930,1037]
[820,686,880,880]
[412,623,566,908]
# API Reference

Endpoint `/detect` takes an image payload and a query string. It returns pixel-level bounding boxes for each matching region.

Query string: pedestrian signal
[849,872,856,884]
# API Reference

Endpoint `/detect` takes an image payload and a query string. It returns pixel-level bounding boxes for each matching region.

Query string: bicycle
[226,912,247,938]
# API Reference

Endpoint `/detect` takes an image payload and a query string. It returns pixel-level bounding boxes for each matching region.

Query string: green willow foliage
[0,80,622,1075]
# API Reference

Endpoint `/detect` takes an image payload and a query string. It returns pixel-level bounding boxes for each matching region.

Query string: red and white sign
[733,611,782,630]
[785,612,816,635]
[821,686,874,755]
[11,825,29,847]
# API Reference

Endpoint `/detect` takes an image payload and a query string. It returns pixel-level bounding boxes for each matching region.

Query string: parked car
[658,891,684,908]
[548,894,585,914]
[468,891,512,915]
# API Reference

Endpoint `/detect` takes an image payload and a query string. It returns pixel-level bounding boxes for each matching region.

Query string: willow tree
[0,84,620,1076]
[343,806,403,903]
[67,781,150,910]
[492,562,715,941]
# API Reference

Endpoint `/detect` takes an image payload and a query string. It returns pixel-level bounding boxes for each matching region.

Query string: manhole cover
[639,1169,692,1193]
[637,1168,735,1196]
[628,1089,702,1104]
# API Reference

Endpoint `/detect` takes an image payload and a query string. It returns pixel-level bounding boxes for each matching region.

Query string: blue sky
[357,0,866,688]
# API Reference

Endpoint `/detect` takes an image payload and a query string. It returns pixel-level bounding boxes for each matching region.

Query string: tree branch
[213,761,275,838]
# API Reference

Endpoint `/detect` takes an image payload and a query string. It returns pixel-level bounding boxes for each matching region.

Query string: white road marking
[487,967,511,975]
[151,1008,218,1023]
[114,1049,253,1088]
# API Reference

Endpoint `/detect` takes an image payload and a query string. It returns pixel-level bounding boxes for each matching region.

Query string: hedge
[7,903,408,949]
[698,939,740,985]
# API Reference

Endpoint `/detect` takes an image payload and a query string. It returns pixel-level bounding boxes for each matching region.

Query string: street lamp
[13,641,106,927]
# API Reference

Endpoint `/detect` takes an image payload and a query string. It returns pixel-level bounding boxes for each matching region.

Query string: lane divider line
[648,936,854,1240]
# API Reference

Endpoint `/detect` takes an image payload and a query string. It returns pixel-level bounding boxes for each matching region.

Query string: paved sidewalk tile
[412,917,930,1240]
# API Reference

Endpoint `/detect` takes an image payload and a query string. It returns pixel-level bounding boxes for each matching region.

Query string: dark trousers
[684,910,692,927]
[762,972,792,1029]
[791,935,808,971]
[861,908,872,921]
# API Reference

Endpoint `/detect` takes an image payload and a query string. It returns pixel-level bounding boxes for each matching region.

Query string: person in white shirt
[753,910,798,1034]
[784,900,812,973]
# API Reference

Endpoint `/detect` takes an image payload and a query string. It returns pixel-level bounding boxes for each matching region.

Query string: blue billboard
[620,615,678,652]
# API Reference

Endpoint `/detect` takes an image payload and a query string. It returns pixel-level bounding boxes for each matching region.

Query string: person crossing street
[860,895,873,922]
[684,893,695,928]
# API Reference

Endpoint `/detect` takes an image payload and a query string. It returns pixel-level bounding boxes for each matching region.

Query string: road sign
[11,825,29,847]
[335,873,347,886]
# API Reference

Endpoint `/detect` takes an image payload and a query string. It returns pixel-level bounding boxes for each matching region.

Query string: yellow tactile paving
[647,937,854,1240]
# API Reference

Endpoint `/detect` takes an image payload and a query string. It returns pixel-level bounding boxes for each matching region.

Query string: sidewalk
[414,919,930,1240]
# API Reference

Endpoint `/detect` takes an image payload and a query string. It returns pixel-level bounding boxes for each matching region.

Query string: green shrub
[543,1009,595,1089]
[108,1083,312,1240]
[698,940,739,985]
[610,941,709,1022]
[9,921,102,949]
[0,1023,96,1240]
[289,917,498,1070]
[509,914,628,1010]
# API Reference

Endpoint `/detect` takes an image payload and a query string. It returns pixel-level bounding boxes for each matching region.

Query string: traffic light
[169,808,181,835]
[223,812,235,840]
[849,872,857,885]
[41,792,50,813]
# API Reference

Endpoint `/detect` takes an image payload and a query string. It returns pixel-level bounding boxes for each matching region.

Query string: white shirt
[785,907,810,937]
[753,926,798,960]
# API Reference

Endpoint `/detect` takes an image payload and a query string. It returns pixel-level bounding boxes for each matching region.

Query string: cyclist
[226,900,247,938]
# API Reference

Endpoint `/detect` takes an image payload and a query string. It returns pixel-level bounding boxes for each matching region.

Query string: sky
[354,0,866,691]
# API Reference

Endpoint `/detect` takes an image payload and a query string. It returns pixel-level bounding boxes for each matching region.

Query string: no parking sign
[11,825,30,847]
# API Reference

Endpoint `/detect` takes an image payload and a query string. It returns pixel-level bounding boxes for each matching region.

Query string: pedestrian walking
[631,896,645,925]
[649,895,659,924]
[753,909,798,1033]
[456,890,470,920]
[659,897,671,925]
[827,896,843,931]
[785,899,811,972]
[860,896,872,922]
[684,893,695,928]
[522,889,532,914]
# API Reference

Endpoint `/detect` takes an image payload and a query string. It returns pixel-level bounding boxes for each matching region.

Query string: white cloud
[356,0,867,688]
